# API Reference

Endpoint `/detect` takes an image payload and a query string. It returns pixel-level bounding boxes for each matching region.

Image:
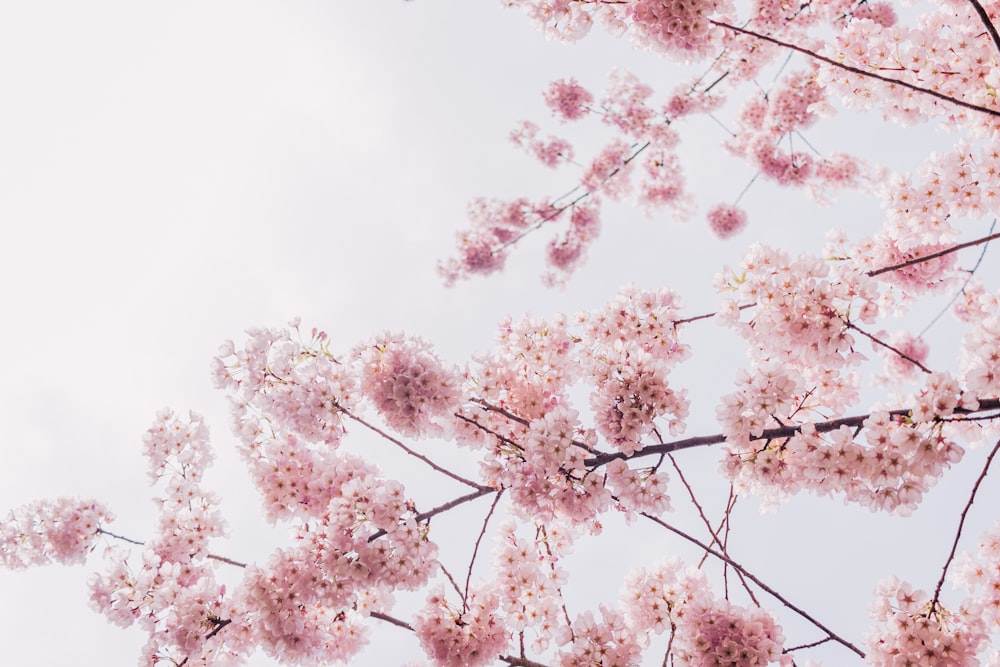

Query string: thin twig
[338,403,485,490]
[97,528,247,568]
[463,490,505,610]
[371,610,414,631]
[932,438,1000,606]
[846,322,933,374]
[640,512,866,658]
[368,486,497,542]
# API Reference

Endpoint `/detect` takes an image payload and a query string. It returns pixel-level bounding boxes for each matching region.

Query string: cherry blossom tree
[7,1,1000,666]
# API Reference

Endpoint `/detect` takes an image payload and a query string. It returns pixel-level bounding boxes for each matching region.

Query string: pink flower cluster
[493,524,570,654]
[439,197,557,285]
[1,497,112,569]
[544,77,594,121]
[728,69,862,195]
[875,331,930,385]
[819,4,998,127]
[952,523,1000,631]
[88,411,241,665]
[717,245,879,419]
[706,203,747,239]
[144,409,226,564]
[866,577,987,666]
[543,203,602,286]
[961,308,1000,398]
[622,560,786,666]
[722,406,966,514]
[579,286,690,456]
[356,331,461,437]
[510,120,575,167]
[556,607,642,666]
[239,549,369,665]
[479,405,610,525]
[627,0,730,60]
[413,586,509,667]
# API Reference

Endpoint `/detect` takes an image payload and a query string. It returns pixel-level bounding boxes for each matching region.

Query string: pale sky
[2,2,999,665]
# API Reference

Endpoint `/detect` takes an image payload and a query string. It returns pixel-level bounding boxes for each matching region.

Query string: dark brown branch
[867,231,1000,277]
[371,610,414,631]
[502,657,550,667]
[932,438,1000,606]
[967,0,1000,59]
[368,486,497,542]
[846,322,932,374]
[640,512,866,658]
[586,398,1000,466]
[712,20,1000,118]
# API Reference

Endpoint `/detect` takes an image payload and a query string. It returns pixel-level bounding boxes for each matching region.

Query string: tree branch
[640,512,866,659]
[931,438,1000,606]
[867,231,1000,277]
[712,20,1000,118]
[586,398,1000,466]
[338,403,486,491]
[967,0,1000,59]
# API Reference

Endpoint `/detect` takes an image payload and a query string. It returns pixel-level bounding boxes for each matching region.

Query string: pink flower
[706,204,747,239]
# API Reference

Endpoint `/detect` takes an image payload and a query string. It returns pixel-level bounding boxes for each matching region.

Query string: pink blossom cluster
[88,411,242,665]
[543,203,602,286]
[1,496,111,568]
[716,245,879,420]
[413,586,509,667]
[581,138,636,202]
[478,405,611,525]
[706,203,747,239]
[622,560,786,666]
[493,523,571,654]
[238,549,369,666]
[961,308,1000,398]
[866,577,987,666]
[439,196,557,285]
[444,69,694,285]
[356,331,461,437]
[455,288,689,520]
[578,286,690,455]
[951,523,1000,631]
[214,327,363,520]
[544,77,593,121]
[818,5,999,126]
[728,69,862,195]
[144,410,226,564]
[555,607,642,666]
[722,406,966,514]
[502,0,601,41]
[214,325,357,449]
[510,120,575,167]
[626,0,732,60]
[875,331,930,385]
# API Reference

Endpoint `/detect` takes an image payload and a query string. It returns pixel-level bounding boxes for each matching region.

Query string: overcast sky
[2,2,999,665]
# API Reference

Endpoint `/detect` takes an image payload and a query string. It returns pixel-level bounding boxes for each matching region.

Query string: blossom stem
[640,512,866,658]
[338,403,487,491]
[845,322,933,374]
[931,438,1000,606]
